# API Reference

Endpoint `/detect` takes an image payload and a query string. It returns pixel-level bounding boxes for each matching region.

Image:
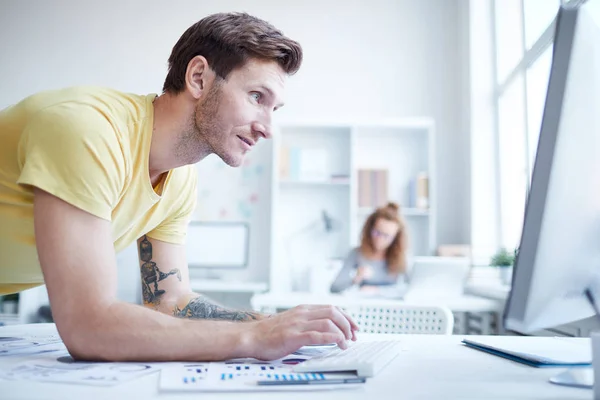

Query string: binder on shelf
[358,169,388,208]
[462,336,591,368]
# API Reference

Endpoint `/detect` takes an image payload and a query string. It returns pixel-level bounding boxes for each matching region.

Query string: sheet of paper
[0,351,161,386]
[159,361,363,392]
[0,335,66,357]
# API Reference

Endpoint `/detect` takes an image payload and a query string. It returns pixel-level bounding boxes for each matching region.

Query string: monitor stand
[550,368,593,389]
[548,288,600,393]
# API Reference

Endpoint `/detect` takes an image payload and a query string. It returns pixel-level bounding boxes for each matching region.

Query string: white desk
[0,323,590,399]
[464,281,511,302]
[189,279,267,293]
[251,291,504,314]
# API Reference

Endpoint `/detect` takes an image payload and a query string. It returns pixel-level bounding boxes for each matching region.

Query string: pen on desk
[256,377,366,386]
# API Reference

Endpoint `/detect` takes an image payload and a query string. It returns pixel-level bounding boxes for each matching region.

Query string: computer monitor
[186,221,250,269]
[504,3,600,335]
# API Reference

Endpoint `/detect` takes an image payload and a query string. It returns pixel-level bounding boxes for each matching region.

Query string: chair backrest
[344,303,454,335]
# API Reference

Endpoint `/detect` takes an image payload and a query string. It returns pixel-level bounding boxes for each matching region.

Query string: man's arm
[136,235,263,321]
[34,189,357,362]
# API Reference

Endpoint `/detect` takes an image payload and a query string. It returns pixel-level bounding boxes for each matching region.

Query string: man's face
[192,58,287,167]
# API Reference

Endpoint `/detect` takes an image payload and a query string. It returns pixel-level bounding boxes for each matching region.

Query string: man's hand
[244,305,359,361]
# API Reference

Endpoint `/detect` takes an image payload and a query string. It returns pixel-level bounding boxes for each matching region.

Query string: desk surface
[251,291,503,313]
[0,324,591,400]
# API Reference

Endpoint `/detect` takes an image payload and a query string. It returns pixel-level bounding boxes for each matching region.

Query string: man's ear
[185,55,212,99]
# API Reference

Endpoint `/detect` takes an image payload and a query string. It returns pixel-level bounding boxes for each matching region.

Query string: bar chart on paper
[159,361,363,392]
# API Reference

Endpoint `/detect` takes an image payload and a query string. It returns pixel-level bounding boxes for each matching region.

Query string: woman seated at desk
[330,202,409,294]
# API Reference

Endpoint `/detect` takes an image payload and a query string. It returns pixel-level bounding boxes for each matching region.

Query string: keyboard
[292,340,402,377]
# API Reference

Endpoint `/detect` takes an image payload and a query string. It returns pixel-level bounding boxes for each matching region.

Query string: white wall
[0,0,470,291]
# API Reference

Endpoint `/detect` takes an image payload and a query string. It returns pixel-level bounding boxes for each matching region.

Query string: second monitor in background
[186,222,250,271]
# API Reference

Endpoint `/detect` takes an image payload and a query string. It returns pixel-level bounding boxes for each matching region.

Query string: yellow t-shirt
[0,86,197,295]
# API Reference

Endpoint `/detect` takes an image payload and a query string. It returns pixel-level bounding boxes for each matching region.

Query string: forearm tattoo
[139,235,181,306]
[174,296,258,321]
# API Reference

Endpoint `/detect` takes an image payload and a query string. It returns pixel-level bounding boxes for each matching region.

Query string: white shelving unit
[269,118,437,293]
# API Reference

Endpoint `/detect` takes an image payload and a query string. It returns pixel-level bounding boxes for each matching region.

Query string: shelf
[358,206,429,216]
[279,179,350,186]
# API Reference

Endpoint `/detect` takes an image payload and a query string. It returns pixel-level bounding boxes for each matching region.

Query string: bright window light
[525,44,553,177]
[495,0,524,84]
[498,73,528,250]
[523,0,561,50]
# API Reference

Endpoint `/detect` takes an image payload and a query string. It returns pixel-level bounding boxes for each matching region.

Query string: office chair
[343,303,454,335]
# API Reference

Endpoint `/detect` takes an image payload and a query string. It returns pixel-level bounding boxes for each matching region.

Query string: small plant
[490,248,517,268]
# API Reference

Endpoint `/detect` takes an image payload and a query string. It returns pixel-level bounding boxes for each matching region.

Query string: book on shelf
[407,172,429,209]
[358,169,388,207]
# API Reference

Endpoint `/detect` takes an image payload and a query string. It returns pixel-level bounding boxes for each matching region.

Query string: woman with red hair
[330,202,409,294]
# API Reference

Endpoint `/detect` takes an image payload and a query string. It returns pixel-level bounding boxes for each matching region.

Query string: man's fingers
[302,307,353,341]
[291,304,359,341]
[337,308,360,340]
[299,325,346,348]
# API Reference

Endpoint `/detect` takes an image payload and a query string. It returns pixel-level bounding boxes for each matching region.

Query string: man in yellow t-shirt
[0,12,357,362]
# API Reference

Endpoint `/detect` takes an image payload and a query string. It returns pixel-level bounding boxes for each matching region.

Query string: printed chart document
[159,344,365,392]
[0,335,363,390]
[159,362,364,392]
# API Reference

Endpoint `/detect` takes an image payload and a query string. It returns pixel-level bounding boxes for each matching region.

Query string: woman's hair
[163,12,303,94]
[359,202,409,274]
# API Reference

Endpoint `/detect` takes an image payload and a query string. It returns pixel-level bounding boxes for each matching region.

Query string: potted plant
[490,248,517,285]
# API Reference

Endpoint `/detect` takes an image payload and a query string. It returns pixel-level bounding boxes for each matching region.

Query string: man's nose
[252,114,273,139]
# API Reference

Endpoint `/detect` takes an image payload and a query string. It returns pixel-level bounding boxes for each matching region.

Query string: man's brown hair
[163,12,303,93]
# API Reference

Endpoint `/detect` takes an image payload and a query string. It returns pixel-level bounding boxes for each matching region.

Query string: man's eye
[250,92,261,102]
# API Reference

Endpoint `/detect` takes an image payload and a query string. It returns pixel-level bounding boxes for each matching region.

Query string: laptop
[403,257,471,300]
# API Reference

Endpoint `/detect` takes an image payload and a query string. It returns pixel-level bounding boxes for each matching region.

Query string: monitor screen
[186,222,249,269]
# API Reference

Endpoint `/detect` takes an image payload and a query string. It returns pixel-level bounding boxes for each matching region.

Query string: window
[491,0,584,250]
[525,45,553,175]
[523,0,561,49]
[492,0,600,248]
[494,0,524,84]
[497,74,528,249]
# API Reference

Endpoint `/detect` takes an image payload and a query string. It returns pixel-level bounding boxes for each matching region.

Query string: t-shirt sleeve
[17,104,126,221]
[146,167,197,245]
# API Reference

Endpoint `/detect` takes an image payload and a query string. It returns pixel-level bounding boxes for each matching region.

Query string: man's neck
[149,92,210,178]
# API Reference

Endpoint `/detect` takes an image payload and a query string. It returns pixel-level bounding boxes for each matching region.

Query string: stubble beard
[175,84,222,165]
